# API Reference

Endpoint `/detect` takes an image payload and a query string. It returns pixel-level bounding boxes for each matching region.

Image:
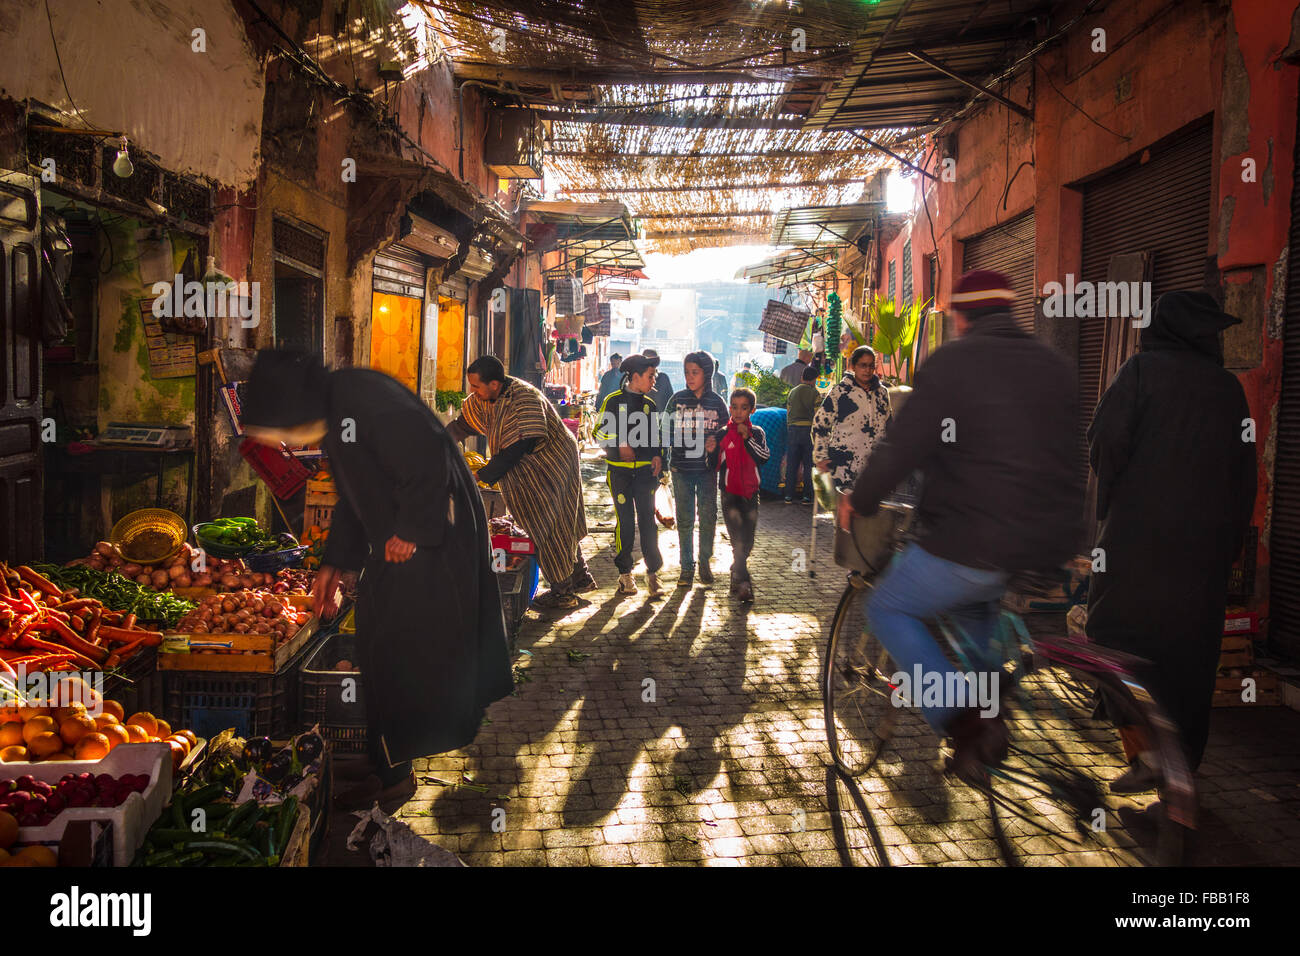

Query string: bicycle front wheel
[823,577,897,776]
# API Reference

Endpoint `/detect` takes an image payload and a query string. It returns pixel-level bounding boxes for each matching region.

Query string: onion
[221,598,236,613]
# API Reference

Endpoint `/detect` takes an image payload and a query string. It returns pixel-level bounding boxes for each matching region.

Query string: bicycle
[822,500,1194,866]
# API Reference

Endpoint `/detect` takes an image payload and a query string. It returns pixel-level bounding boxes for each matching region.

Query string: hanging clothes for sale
[509,288,545,388]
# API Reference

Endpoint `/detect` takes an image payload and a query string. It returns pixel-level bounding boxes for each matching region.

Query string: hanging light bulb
[112,136,134,178]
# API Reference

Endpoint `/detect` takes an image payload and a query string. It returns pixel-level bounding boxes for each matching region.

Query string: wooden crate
[1217,634,1255,671]
[159,613,319,673]
[1211,672,1281,707]
[303,503,334,535]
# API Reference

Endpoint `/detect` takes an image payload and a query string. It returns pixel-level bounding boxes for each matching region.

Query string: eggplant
[293,732,324,766]
[241,737,274,768]
[262,751,292,785]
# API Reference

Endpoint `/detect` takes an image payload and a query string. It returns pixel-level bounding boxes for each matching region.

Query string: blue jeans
[861,543,1009,735]
[671,470,717,571]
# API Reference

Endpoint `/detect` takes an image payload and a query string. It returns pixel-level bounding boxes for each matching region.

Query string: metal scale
[95,422,193,449]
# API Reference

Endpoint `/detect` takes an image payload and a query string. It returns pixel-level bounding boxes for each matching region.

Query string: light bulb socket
[112,136,133,178]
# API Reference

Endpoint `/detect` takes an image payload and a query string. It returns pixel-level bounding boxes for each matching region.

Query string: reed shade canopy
[420,0,1069,253]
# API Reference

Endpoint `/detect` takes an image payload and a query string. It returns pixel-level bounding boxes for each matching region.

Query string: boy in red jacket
[715,388,770,602]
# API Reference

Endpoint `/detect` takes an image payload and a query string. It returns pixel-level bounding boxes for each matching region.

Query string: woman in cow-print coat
[811,346,893,491]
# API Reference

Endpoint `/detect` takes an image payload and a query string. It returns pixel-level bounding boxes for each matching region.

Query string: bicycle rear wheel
[823,577,897,776]
[1030,637,1194,866]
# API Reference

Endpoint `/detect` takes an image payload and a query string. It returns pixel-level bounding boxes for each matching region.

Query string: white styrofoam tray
[4,742,173,866]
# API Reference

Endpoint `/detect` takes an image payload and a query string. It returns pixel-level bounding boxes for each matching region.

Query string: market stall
[0,505,339,867]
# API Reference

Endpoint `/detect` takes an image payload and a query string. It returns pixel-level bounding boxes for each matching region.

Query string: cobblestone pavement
[333,450,1300,867]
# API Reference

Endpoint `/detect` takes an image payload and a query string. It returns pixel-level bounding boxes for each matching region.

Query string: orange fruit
[164,739,186,770]
[53,702,87,724]
[0,703,19,721]
[59,714,97,747]
[101,700,125,721]
[28,732,63,759]
[93,713,120,731]
[165,734,191,756]
[15,845,57,867]
[125,724,150,744]
[74,734,110,761]
[21,716,56,746]
[47,751,76,761]
[100,723,130,751]
[0,855,37,867]
[176,729,198,748]
[155,718,172,739]
[0,722,23,748]
[0,746,28,763]
[17,703,50,721]
[53,676,90,706]
[0,811,17,848]
[125,713,158,738]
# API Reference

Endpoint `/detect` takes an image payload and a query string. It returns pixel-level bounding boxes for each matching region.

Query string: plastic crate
[162,638,312,740]
[300,632,368,754]
[239,438,312,498]
[102,647,164,718]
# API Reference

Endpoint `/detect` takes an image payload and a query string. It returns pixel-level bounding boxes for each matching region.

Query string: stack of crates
[1214,609,1280,706]
[302,469,338,569]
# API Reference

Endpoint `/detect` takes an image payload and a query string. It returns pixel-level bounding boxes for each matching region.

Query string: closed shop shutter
[1077,121,1213,506]
[1269,92,1300,658]
[373,244,427,298]
[902,237,913,304]
[437,273,469,301]
[961,210,1035,334]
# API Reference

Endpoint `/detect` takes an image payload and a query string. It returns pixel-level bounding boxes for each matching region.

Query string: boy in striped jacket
[715,387,770,603]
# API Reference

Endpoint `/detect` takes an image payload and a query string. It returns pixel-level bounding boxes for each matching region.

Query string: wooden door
[0,169,42,561]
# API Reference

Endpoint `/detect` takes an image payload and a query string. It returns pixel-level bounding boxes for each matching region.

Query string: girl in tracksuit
[715,387,769,602]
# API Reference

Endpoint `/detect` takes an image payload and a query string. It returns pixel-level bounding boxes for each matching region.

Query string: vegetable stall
[0,500,346,867]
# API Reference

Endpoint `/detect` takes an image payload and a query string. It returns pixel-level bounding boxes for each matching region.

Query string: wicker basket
[110,508,187,564]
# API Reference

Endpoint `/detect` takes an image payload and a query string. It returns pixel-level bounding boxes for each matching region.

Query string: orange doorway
[370,291,422,391]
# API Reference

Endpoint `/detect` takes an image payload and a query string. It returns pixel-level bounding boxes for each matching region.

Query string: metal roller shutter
[961,211,1035,333]
[1077,121,1213,490]
[1269,90,1300,659]
[373,244,427,298]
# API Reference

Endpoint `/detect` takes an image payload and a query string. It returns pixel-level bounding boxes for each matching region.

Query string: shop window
[272,217,325,357]
[887,259,896,301]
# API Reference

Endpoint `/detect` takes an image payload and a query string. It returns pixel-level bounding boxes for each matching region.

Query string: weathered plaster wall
[91,217,198,521]
[0,0,263,186]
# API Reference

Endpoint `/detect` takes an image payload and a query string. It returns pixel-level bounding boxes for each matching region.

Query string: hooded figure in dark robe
[1087,291,1256,776]
[241,351,513,796]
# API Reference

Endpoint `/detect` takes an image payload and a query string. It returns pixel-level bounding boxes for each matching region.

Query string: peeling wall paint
[0,0,263,186]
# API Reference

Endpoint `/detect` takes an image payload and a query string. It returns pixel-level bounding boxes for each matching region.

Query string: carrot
[17,634,97,669]
[0,657,14,680]
[43,618,109,664]
[0,577,9,598]
[105,638,147,668]
[55,598,98,613]
[122,613,136,631]
[1,610,41,648]
[86,610,103,646]
[16,566,61,600]
[99,626,163,647]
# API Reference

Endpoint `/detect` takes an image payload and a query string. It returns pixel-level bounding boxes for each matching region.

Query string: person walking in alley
[1087,291,1256,795]
[642,348,675,414]
[716,387,770,603]
[812,345,892,491]
[784,364,819,503]
[665,350,729,586]
[780,349,815,387]
[595,353,623,411]
[595,354,667,598]
[448,355,595,612]
[839,271,1081,783]
[240,351,514,809]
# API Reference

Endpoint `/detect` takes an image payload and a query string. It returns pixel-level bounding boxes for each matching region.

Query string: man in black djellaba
[241,350,514,808]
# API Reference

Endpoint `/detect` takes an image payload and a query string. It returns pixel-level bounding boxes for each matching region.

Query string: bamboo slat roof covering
[420,0,1067,253]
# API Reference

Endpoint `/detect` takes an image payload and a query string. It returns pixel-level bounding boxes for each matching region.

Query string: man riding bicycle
[838,270,1083,781]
